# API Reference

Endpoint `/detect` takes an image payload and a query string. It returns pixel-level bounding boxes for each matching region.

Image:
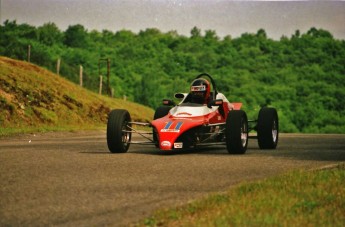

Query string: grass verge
[138,164,345,226]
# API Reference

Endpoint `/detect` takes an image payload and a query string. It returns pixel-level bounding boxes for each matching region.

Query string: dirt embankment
[0,57,153,131]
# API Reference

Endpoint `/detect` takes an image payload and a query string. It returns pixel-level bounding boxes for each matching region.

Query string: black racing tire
[153,106,171,147]
[257,107,279,149]
[107,109,131,153]
[226,110,248,154]
[153,106,171,120]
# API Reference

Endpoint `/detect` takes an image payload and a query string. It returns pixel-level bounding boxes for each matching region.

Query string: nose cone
[152,118,183,151]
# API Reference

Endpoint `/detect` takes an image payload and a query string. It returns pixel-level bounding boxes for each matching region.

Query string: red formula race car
[106,73,278,154]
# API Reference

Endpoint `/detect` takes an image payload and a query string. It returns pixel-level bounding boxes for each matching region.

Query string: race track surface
[1,132,344,226]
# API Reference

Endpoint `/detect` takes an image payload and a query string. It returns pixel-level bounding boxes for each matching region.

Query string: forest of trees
[1,20,344,133]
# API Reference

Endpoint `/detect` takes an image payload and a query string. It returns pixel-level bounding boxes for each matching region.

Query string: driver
[190,78,211,104]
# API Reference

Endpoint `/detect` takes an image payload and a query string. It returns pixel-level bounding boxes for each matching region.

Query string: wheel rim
[272,119,278,143]
[241,119,248,147]
[122,121,131,146]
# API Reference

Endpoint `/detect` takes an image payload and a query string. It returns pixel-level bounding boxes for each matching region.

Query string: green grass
[0,57,154,136]
[138,164,345,227]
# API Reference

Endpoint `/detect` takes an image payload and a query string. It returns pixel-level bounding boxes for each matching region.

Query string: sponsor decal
[161,121,183,132]
[161,141,171,147]
[174,142,183,149]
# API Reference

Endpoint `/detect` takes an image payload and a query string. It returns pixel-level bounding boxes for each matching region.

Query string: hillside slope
[0,57,154,135]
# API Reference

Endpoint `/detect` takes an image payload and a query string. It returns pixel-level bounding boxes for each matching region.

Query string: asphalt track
[1,131,344,226]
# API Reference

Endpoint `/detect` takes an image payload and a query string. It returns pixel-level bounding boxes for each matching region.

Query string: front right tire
[226,110,248,154]
[107,109,132,153]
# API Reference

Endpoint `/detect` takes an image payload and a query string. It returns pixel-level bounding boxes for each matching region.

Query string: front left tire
[257,107,279,149]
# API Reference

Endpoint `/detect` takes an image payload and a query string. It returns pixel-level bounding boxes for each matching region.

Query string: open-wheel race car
[107,73,278,154]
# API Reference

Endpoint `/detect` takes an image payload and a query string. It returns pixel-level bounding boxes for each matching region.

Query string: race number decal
[161,121,183,132]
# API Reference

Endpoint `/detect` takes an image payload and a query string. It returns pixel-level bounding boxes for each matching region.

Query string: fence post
[27,45,31,62]
[79,65,83,87]
[98,58,111,96]
[99,75,103,95]
[56,59,60,75]
[107,58,111,96]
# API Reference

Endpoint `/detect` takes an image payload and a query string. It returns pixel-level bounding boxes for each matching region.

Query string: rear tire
[257,107,279,149]
[226,110,248,154]
[153,106,171,120]
[107,109,131,153]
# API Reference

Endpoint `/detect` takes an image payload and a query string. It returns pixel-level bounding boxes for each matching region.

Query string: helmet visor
[191,85,206,92]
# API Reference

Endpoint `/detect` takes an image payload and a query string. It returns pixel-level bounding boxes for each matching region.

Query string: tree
[307,27,333,39]
[204,30,218,41]
[64,24,89,48]
[256,28,267,39]
[190,26,201,38]
[0,20,34,60]
[37,22,63,46]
